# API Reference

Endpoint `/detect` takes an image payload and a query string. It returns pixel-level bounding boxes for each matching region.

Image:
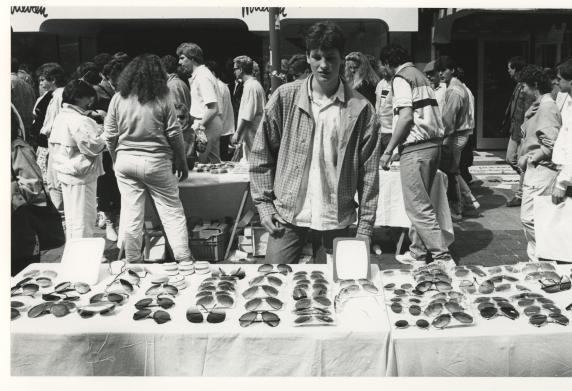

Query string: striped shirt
[391,62,444,146]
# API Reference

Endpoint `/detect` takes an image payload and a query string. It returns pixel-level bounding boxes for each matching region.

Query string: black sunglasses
[245,297,283,311]
[432,312,473,329]
[529,313,569,327]
[395,319,430,330]
[539,275,571,294]
[186,305,226,324]
[133,308,171,324]
[242,284,278,299]
[257,264,293,274]
[239,311,280,327]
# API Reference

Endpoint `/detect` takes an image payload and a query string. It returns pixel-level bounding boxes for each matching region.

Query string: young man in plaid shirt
[249,21,382,264]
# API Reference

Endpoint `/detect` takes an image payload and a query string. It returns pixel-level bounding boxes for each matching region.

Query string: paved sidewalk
[40,151,530,269]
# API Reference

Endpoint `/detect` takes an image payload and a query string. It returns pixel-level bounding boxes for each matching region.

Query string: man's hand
[538,135,555,149]
[525,101,540,119]
[261,213,286,235]
[231,132,240,145]
[552,186,566,205]
[380,153,392,171]
[174,157,189,181]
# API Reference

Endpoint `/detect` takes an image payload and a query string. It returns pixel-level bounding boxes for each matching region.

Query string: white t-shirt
[189,65,220,119]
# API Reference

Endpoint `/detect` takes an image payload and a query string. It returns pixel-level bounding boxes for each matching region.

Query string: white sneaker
[433,258,457,271]
[396,251,426,268]
[96,212,106,229]
[105,222,118,242]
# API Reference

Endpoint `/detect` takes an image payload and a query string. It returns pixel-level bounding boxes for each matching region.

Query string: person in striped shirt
[379,44,454,269]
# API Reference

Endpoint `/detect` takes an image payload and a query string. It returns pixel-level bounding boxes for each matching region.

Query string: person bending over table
[379,44,454,270]
[103,54,193,264]
[249,21,382,264]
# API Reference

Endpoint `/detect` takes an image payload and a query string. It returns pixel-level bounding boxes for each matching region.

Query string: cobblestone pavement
[40,151,530,269]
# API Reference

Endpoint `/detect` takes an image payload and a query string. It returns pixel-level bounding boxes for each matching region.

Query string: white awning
[10,6,419,33]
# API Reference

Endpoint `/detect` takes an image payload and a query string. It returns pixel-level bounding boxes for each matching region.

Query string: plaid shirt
[249,78,382,236]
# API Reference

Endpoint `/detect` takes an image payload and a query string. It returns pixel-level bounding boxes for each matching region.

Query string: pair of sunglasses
[90,292,128,306]
[479,303,520,320]
[146,282,179,296]
[294,296,332,310]
[539,275,571,293]
[239,311,280,327]
[422,301,464,317]
[415,280,452,293]
[249,274,283,287]
[395,319,430,330]
[516,297,554,307]
[133,308,171,324]
[292,286,329,300]
[258,264,292,274]
[199,281,235,292]
[529,313,569,327]
[135,296,175,310]
[212,267,245,280]
[243,284,278,299]
[295,315,334,325]
[294,306,331,316]
[196,291,234,308]
[432,312,473,328]
[186,305,226,323]
[523,262,556,273]
[245,297,283,311]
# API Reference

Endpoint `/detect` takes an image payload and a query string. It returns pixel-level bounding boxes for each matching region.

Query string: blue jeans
[114,152,191,262]
[265,223,349,264]
[400,144,451,261]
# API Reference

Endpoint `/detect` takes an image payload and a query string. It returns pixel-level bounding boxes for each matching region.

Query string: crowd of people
[10,20,572,275]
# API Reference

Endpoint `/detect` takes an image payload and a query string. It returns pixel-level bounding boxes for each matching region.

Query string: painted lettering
[10,6,48,18]
[242,7,287,18]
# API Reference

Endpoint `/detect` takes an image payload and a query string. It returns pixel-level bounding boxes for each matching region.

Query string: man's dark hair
[93,53,112,72]
[232,56,253,75]
[161,54,179,74]
[62,79,97,105]
[176,43,204,64]
[557,59,572,81]
[75,61,101,85]
[519,65,553,94]
[508,56,527,72]
[436,55,458,72]
[102,58,127,83]
[304,21,345,55]
[36,62,66,87]
[379,44,411,68]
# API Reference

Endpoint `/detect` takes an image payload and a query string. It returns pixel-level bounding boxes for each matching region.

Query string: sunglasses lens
[362,283,379,293]
[409,305,421,316]
[262,285,279,297]
[135,298,153,309]
[536,298,554,304]
[261,311,280,327]
[524,305,541,316]
[79,309,96,319]
[529,314,548,327]
[277,264,292,273]
[164,284,179,296]
[416,281,432,292]
[550,314,569,326]
[186,306,204,323]
[295,298,312,310]
[295,315,311,324]
[395,320,409,329]
[501,306,519,320]
[207,309,226,323]
[196,290,213,298]
[384,283,396,290]
[480,306,498,319]
[250,276,264,286]
[313,296,331,307]
[266,297,283,310]
[391,302,403,314]
[242,286,257,299]
[495,283,511,292]
[424,303,443,317]
[416,319,430,329]
[216,294,234,307]
[267,276,283,287]
[293,288,307,300]
[258,264,273,273]
[452,312,473,324]
[432,314,451,329]
[245,298,262,311]
[445,301,463,313]
[518,298,534,307]
[133,308,152,320]
[153,310,171,324]
[197,295,214,307]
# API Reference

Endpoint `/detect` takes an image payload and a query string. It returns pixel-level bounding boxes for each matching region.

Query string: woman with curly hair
[103,54,193,263]
[344,51,380,105]
[517,64,562,261]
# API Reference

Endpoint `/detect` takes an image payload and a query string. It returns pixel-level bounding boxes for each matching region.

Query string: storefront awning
[10,6,418,33]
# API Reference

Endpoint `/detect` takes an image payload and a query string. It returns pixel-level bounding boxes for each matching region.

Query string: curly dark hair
[117,54,169,104]
[161,54,179,74]
[305,21,345,55]
[520,65,553,95]
[36,62,66,87]
[379,44,411,68]
[62,79,97,105]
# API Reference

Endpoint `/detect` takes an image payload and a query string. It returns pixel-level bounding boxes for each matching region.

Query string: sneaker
[105,221,118,242]
[96,211,106,228]
[451,211,463,222]
[462,208,481,218]
[506,196,522,207]
[396,251,426,268]
[433,258,457,271]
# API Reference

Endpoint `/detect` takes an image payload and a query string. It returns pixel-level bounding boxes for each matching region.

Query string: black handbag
[11,165,65,251]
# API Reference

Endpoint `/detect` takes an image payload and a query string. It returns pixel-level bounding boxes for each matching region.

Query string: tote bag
[534,195,572,262]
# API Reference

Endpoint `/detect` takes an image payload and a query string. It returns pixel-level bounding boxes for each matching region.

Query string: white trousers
[61,180,97,239]
[114,152,191,262]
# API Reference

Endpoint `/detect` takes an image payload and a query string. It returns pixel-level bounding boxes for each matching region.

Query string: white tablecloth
[382,264,572,376]
[11,263,390,376]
